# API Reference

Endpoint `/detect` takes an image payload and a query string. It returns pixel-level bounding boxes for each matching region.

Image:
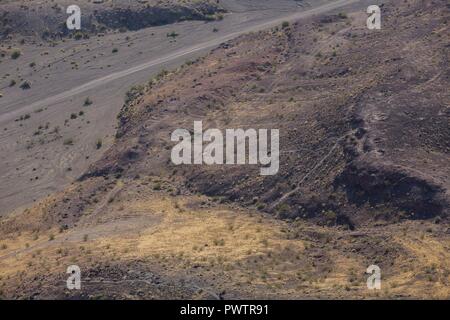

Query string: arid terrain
[0,0,336,216]
[0,0,226,40]
[0,0,449,300]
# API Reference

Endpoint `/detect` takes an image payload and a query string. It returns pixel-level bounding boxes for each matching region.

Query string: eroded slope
[0,0,449,299]
[0,0,224,39]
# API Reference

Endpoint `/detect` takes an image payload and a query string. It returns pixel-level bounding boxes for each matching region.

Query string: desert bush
[11,49,21,59]
[153,183,162,191]
[63,138,74,145]
[96,138,102,149]
[19,81,31,90]
[213,239,225,246]
[167,31,179,38]
[74,31,83,40]
[84,97,93,106]
[124,85,144,105]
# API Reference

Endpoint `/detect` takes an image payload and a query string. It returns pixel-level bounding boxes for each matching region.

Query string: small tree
[84,97,93,106]
[19,81,31,90]
[96,138,102,149]
[11,49,21,59]
[167,31,179,39]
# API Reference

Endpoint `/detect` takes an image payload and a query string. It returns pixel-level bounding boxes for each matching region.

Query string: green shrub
[84,97,93,106]
[11,49,21,59]
[19,81,31,89]
[74,31,83,40]
[63,138,74,145]
[213,239,225,246]
[153,183,162,191]
[124,85,144,105]
[96,138,102,149]
[166,31,179,38]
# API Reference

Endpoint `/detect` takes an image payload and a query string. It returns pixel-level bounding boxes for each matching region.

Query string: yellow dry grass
[1,189,449,299]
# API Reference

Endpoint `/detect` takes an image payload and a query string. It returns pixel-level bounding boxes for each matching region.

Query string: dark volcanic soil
[83,0,449,227]
[0,0,449,300]
[0,0,224,39]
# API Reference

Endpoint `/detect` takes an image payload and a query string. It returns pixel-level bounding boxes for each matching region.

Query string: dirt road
[0,0,365,215]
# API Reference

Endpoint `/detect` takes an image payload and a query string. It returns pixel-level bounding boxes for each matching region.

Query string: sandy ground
[0,0,365,216]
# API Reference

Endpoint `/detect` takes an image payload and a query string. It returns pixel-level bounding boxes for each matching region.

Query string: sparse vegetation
[153,183,162,191]
[96,138,103,149]
[16,114,31,122]
[0,0,448,301]
[19,81,31,90]
[74,31,84,40]
[63,138,74,146]
[11,49,21,59]
[213,239,225,246]
[167,31,179,39]
[124,85,145,105]
[84,97,93,106]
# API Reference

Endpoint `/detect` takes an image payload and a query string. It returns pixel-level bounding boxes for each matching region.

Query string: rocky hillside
[82,0,449,228]
[0,0,448,300]
[0,0,225,40]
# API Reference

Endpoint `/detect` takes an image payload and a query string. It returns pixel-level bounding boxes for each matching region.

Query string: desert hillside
[0,0,449,299]
[86,0,449,227]
[0,0,224,39]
